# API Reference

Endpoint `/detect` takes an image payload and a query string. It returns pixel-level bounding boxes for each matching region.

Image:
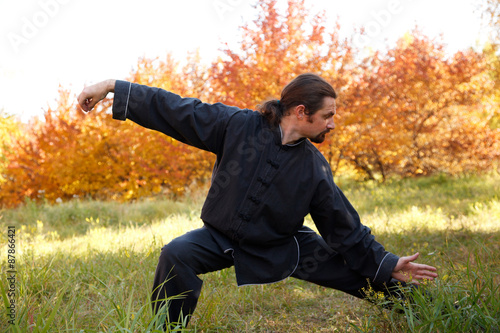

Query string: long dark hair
[259,73,337,127]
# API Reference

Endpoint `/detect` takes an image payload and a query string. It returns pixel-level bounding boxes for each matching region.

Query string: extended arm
[77,80,241,154]
[311,182,399,284]
[311,180,438,285]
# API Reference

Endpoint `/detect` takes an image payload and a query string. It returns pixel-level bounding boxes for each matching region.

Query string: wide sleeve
[310,178,399,285]
[111,80,241,154]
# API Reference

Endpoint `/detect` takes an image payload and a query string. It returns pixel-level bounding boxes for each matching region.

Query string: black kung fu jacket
[112,80,399,286]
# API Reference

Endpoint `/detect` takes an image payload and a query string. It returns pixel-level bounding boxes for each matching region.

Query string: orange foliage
[0,57,214,207]
[1,0,499,207]
[326,32,500,180]
[0,113,22,185]
[210,0,355,109]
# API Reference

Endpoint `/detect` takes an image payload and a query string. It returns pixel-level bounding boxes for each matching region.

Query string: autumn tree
[124,52,215,197]
[479,0,500,94]
[210,0,354,110]
[0,111,22,186]
[0,55,215,207]
[327,31,499,180]
[1,0,499,207]
[480,0,500,44]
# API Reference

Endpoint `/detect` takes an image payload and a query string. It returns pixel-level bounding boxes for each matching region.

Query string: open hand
[391,252,438,285]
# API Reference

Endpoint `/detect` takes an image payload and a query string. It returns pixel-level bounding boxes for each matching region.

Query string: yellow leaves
[399,31,415,48]
[329,28,499,180]
[0,112,22,185]
[124,189,135,201]
[0,89,214,207]
[0,0,499,207]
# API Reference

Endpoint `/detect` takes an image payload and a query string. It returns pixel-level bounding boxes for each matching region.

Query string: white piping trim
[124,81,132,119]
[373,253,390,282]
[278,125,304,147]
[238,236,301,287]
[224,248,235,258]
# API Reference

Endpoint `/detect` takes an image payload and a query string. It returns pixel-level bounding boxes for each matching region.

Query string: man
[78,74,438,328]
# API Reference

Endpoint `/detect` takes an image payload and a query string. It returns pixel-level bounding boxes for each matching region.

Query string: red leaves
[327,31,499,180]
[1,0,499,207]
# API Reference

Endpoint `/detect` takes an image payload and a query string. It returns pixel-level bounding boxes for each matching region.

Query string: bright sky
[0,0,489,122]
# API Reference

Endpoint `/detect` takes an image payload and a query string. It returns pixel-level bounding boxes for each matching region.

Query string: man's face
[304,97,336,144]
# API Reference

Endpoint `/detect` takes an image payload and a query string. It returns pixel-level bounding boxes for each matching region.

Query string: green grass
[1,173,499,332]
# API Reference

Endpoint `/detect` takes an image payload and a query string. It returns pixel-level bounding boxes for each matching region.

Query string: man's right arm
[78,79,116,112]
[78,80,241,154]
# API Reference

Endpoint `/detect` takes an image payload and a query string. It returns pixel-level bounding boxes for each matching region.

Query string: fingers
[77,92,87,112]
[394,252,420,271]
[413,262,438,278]
[407,266,439,282]
[394,269,437,284]
[405,252,420,263]
[77,80,112,113]
[77,89,94,112]
[413,269,438,280]
[83,98,97,112]
[419,264,438,272]
[392,251,439,284]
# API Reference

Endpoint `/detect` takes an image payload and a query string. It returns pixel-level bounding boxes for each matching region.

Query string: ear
[293,105,306,120]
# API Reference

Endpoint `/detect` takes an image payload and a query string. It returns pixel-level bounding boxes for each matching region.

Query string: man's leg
[291,231,404,299]
[151,227,234,326]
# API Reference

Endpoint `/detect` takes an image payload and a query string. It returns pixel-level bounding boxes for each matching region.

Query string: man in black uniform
[78,74,438,327]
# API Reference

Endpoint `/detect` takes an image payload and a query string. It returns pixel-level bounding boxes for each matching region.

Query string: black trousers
[151,227,403,326]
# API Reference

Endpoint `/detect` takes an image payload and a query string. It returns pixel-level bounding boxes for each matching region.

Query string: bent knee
[159,237,194,264]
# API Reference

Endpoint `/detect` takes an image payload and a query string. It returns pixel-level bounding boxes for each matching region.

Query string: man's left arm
[311,181,437,285]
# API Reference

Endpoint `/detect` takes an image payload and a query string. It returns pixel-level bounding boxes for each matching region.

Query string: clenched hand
[77,79,116,112]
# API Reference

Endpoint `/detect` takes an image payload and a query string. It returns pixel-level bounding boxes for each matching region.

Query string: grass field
[1,174,499,332]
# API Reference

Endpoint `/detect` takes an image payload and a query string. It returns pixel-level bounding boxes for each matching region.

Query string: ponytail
[258,99,283,128]
[258,73,337,127]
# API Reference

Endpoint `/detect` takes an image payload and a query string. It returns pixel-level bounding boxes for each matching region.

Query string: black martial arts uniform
[112,80,401,325]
